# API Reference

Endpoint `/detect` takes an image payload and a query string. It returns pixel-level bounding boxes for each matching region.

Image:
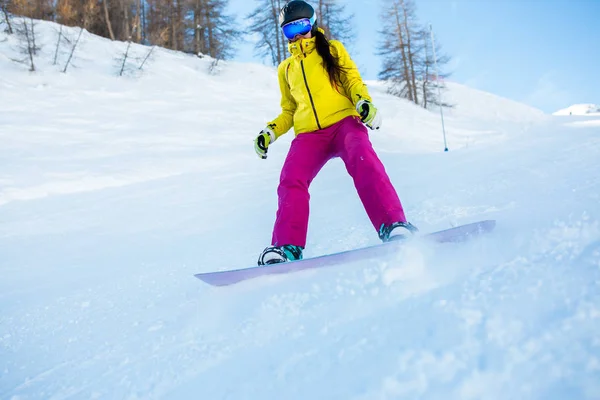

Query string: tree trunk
[194,0,200,53]
[22,19,35,71]
[141,0,146,42]
[178,0,184,50]
[103,0,115,40]
[123,0,130,40]
[171,1,176,50]
[393,2,413,102]
[270,0,281,64]
[135,0,141,42]
[30,17,37,55]
[401,0,419,104]
[198,0,206,54]
[2,3,13,34]
[205,7,212,56]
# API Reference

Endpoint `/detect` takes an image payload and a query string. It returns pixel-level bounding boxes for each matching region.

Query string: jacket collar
[287,28,325,59]
[288,36,316,59]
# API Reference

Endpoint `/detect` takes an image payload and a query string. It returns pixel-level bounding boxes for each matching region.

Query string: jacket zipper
[299,41,321,130]
[300,60,321,130]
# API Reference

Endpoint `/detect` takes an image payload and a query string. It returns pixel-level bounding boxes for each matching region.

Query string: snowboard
[195,219,496,287]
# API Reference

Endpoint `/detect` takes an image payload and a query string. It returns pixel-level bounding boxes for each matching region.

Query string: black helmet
[279,0,317,30]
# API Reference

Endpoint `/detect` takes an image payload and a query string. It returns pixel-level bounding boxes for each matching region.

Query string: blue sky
[229,0,599,113]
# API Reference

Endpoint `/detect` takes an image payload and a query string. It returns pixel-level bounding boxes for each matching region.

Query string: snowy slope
[1,19,600,400]
[554,103,600,116]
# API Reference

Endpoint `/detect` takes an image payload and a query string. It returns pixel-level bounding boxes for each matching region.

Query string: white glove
[254,126,276,159]
[356,100,382,130]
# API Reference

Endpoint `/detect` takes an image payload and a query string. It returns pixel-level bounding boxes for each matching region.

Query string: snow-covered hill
[554,103,600,116]
[1,19,600,400]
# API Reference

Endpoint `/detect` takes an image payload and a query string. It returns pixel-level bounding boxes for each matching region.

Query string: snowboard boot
[258,244,303,266]
[378,221,419,242]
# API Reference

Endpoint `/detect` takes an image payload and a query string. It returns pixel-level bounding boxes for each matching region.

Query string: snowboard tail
[195,220,496,287]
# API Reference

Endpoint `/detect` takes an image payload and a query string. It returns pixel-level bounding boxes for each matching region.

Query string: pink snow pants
[271,116,407,248]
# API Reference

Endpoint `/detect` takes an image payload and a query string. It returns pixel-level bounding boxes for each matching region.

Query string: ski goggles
[281,16,316,40]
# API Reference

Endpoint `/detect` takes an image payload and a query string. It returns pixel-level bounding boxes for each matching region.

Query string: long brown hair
[314,29,345,87]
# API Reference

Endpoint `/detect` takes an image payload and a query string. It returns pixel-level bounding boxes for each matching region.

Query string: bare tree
[13,17,40,71]
[56,0,78,26]
[314,0,353,44]
[103,0,116,39]
[173,0,183,50]
[117,38,132,76]
[145,0,169,48]
[53,24,63,64]
[32,0,54,20]
[30,15,37,54]
[138,44,155,69]
[145,0,183,49]
[122,0,131,40]
[7,0,35,17]
[5,0,240,60]
[134,0,142,42]
[197,0,239,59]
[81,0,100,31]
[8,0,53,20]
[377,0,451,109]
[192,0,204,54]
[62,26,83,72]
[247,0,287,66]
[1,0,13,34]
[399,0,419,103]
[140,0,147,43]
[377,0,414,102]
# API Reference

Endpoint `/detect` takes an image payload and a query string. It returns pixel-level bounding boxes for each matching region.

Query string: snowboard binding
[378,221,419,242]
[258,244,304,266]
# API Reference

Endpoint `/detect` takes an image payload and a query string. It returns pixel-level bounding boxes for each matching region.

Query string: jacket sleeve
[331,40,373,105]
[266,60,297,139]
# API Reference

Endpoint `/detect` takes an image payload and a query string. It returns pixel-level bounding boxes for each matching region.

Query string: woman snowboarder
[255,0,417,265]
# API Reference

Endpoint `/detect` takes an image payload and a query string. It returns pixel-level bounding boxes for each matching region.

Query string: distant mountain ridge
[553,103,600,116]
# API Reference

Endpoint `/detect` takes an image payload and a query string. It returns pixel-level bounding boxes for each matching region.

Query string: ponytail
[314,30,345,87]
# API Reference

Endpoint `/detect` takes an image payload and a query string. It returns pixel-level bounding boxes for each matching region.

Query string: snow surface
[1,20,600,400]
[554,104,600,116]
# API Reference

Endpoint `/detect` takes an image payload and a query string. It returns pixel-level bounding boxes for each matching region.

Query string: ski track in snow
[1,19,600,400]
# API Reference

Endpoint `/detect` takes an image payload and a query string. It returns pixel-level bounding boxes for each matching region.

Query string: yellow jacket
[267,32,372,138]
